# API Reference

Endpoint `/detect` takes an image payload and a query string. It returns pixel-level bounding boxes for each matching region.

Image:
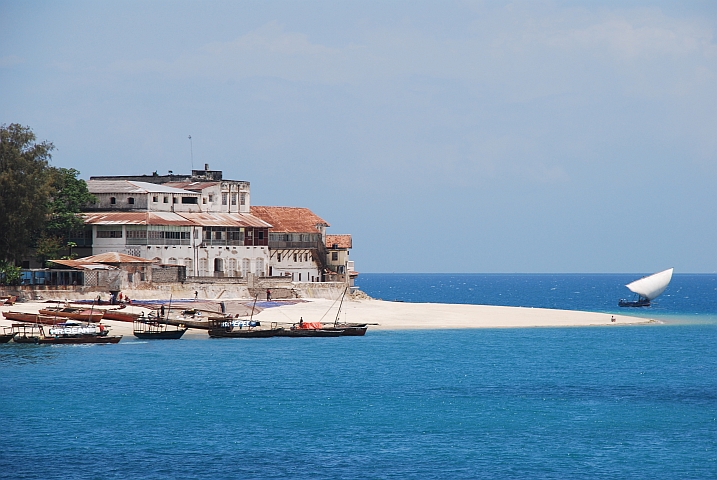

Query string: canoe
[3,311,65,325]
[102,310,141,322]
[38,308,104,322]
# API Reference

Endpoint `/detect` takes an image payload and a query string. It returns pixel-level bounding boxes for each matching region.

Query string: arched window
[242,258,251,276]
[199,258,208,276]
[184,258,193,276]
[255,258,264,277]
[168,257,177,264]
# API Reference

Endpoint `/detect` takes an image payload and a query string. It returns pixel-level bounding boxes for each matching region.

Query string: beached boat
[3,311,64,325]
[102,308,141,322]
[322,323,368,336]
[619,268,674,307]
[319,287,371,336]
[38,306,104,322]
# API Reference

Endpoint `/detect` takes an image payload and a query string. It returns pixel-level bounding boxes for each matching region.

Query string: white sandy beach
[1,298,652,340]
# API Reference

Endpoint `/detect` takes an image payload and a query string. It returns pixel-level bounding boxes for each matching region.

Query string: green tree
[45,167,95,242]
[0,124,55,264]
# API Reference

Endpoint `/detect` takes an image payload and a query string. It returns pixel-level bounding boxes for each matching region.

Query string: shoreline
[0,298,658,338]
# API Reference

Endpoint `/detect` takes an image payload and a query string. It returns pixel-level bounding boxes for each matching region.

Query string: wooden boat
[133,319,187,340]
[10,322,121,344]
[208,327,283,338]
[276,327,344,337]
[322,323,368,336]
[38,306,104,322]
[0,327,14,343]
[619,268,673,307]
[133,295,187,339]
[102,309,141,322]
[3,311,65,325]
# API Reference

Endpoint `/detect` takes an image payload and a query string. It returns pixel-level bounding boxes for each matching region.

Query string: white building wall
[91,225,269,278]
[269,250,321,282]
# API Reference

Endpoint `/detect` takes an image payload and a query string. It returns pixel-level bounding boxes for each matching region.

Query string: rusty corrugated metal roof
[164,181,220,192]
[169,213,271,228]
[80,252,156,264]
[82,212,198,226]
[250,206,329,233]
[82,211,270,228]
[325,234,352,249]
[48,259,116,270]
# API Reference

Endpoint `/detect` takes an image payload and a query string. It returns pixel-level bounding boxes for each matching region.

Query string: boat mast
[249,295,258,322]
[334,286,348,327]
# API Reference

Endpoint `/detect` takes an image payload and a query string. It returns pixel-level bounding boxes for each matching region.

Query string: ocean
[1,274,716,479]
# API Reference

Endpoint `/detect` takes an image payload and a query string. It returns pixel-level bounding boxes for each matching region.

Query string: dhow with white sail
[618,268,673,307]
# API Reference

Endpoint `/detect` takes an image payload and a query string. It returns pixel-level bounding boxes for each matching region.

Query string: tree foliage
[0,124,55,263]
[45,167,95,238]
[0,124,94,265]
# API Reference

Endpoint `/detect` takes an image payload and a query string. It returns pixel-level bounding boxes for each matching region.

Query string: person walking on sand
[266,289,271,301]
[194,291,198,301]
[611,315,616,323]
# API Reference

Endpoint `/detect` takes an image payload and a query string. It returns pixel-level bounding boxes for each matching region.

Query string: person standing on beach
[266,289,271,301]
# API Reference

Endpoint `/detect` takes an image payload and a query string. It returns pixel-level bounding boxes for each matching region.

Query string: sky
[1,1,716,273]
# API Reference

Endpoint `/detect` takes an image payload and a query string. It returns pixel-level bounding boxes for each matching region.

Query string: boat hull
[323,323,368,336]
[37,335,122,345]
[38,309,105,322]
[0,333,14,343]
[618,298,651,307]
[208,328,282,338]
[276,329,344,337]
[3,312,64,325]
[134,329,187,340]
[103,310,140,322]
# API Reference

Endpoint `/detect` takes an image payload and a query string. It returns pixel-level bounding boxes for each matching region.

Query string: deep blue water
[2,274,716,479]
[356,273,717,320]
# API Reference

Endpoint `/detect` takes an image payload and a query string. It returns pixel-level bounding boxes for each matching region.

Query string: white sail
[625,268,673,301]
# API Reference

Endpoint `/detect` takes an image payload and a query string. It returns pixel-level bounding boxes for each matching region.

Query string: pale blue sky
[2,1,716,273]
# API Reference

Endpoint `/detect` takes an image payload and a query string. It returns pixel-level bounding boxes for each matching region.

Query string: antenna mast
[188,135,193,171]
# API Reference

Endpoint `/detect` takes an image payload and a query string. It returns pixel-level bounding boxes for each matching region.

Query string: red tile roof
[178,213,271,228]
[325,234,352,249]
[250,206,329,233]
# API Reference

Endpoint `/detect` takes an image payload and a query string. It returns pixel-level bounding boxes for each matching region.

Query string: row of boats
[0,289,370,344]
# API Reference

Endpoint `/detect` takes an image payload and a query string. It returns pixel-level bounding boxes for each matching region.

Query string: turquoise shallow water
[2,274,716,478]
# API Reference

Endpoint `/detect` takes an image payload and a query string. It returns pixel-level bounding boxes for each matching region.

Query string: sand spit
[0,299,652,339]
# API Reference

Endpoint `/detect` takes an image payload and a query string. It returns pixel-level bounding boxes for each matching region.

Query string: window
[277,253,281,262]
[332,252,338,261]
[97,230,123,238]
[257,231,264,240]
[203,197,207,204]
[214,231,222,240]
[299,273,302,281]
[173,197,177,203]
[208,195,214,202]
[240,193,246,206]
[110,197,116,205]
[128,273,133,283]
[231,193,236,205]
[153,196,158,202]
[181,197,198,204]
[164,197,168,203]
[128,197,135,205]
[222,193,227,205]
[294,254,298,262]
